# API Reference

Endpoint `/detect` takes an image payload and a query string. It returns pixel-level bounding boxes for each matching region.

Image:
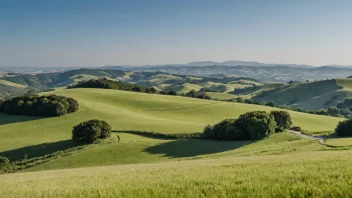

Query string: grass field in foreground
[21,132,326,172]
[2,149,352,198]
[0,88,343,153]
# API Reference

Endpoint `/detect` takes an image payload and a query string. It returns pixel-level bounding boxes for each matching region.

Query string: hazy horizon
[1,0,352,67]
[1,59,351,68]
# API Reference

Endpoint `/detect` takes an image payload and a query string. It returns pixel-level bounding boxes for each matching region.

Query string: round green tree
[234,111,276,140]
[335,119,352,137]
[72,120,112,143]
[270,110,293,132]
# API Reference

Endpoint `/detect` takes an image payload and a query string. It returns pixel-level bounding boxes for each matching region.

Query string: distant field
[206,92,240,100]
[201,82,248,93]
[164,83,202,93]
[336,78,352,89]
[0,79,27,88]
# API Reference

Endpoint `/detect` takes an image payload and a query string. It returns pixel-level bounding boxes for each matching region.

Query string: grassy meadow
[2,149,352,197]
[0,88,351,197]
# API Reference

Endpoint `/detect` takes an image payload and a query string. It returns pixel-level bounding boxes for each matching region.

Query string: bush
[335,119,352,137]
[0,156,9,171]
[244,99,254,104]
[235,111,276,140]
[291,126,302,132]
[72,120,112,143]
[167,91,177,96]
[203,111,276,141]
[270,110,292,132]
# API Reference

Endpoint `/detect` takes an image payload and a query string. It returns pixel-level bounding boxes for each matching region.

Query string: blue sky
[1,0,352,66]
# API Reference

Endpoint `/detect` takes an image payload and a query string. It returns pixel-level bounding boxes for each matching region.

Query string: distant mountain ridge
[102,60,315,68]
[102,65,352,82]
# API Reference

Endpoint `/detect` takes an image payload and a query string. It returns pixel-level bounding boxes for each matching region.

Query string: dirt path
[287,130,325,145]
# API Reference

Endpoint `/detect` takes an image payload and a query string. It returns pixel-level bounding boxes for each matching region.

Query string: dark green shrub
[235,97,245,103]
[203,111,276,141]
[270,110,292,132]
[67,97,79,113]
[234,111,276,140]
[244,99,254,104]
[291,126,302,132]
[0,156,9,170]
[72,120,112,143]
[335,119,352,137]
[203,119,246,141]
[186,90,212,100]
[99,120,112,139]
[167,91,177,95]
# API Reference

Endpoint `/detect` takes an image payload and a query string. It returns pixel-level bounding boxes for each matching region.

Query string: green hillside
[0,68,262,98]
[0,88,342,154]
[205,92,239,100]
[2,141,352,197]
[0,88,350,197]
[164,83,202,93]
[236,79,352,110]
[201,82,248,93]
[336,78,352,89]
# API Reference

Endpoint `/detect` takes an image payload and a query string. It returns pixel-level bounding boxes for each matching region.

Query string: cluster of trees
[72,120,112,143]
[183,89,212,100]
[0,94,79,117]
[159,90,177,96]
[69,78,158,94]
[203,111,292,141]
[223,97,277,107]
[159,89,212,100]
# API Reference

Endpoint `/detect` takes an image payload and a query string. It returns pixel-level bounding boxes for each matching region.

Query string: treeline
[68,78,158,94]
[182,89,212,100]
[160,89,212,100]
[0,94,79,117]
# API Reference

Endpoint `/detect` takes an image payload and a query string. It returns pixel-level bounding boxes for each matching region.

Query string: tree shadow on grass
[0,113,45,126]
[144,139,253,158]
[0,139,80,161]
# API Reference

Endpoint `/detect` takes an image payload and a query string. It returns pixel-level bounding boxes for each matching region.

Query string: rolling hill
[0,88,343,157]
[104,65,352,82]
[250,79,352,110]
[0,68,259,98]
[0,88,350,197]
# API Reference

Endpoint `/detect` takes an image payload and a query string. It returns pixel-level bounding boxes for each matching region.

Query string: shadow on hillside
[113,130,203,140]
[144,139,252,158]
[0,139,80,161]
[0,113,45,126]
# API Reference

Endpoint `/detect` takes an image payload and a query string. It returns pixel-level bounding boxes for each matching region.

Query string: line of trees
[183,89,212,100]
[68,78,158,94]
[0,94,79,117]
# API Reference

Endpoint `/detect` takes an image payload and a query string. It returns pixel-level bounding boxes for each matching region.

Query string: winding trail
[287,130,325,145]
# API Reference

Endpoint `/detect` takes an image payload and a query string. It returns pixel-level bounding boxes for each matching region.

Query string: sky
[1,0,352,67]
